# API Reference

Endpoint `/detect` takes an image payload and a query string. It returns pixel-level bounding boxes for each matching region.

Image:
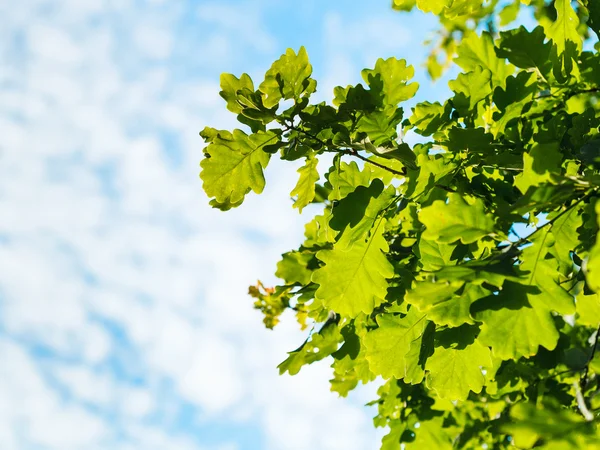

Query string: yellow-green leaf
[419,193,495,244]
[200,129,276,208]
[312,219,394,317]
[291,156,319,212]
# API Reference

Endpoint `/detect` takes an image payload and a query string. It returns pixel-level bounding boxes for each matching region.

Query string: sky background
[0,1,452,449]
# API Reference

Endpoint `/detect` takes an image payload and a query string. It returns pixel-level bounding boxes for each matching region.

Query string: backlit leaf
[419,193,495,244]
[364,308,429,379]
[313,218,394,317]
[200,129,276,208]
[291,155,319,212]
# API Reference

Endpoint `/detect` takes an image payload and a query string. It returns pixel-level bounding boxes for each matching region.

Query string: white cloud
[27,24,84,65]
[197,2,276,54]
[324,12,412,61]
[133,24,173,60]
[0,1,398,449]
[319,11,413,100]
[0,341,110,450]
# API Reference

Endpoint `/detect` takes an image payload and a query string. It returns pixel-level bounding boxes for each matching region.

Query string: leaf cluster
[200,3,600,448]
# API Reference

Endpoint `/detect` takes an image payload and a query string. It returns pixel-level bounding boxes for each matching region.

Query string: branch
[284,124,405,177]
[527,87,600,120]
[566,87,600,99]
[535,87,600,101]
[347,149,405,176]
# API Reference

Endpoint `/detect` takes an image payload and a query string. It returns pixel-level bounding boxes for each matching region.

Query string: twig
[480,165,523,172]
[284,124,405,177]
[535,87,600,101]
[347,150,405,176]
[582,324,600,390]
[509,189,596,249]
[574,381,595,421]
[527,88,600,121]
[434,184,457,193]
[566,87,600,99]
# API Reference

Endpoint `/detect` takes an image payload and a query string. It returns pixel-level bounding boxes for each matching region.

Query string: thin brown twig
[582,323,600,390]
[347,150,405,176]
[511,189,597,248]
[284,124,406,177]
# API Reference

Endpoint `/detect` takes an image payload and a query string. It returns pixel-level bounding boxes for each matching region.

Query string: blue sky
[0,1,450,449]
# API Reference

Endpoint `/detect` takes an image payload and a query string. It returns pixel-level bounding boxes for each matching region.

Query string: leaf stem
[284,124,405,177]
[480,165,523,172]
[348,150,405,176]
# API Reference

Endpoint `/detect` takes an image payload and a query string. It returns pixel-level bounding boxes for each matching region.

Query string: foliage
[200,1,600,448]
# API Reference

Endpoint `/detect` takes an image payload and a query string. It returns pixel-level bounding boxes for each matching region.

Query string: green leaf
[403,321,435,384]
[368,143,417,170]
[586,200,600,292]
[544,0,582,55]
[495,26,552,77]
[493,70,537,113]
[409,101,452,136]
[415,0,449,14]
[426,325,492,400]
[333,83,379,112]
[499,1,520,26]
[514,142,563,194]
[313,217,394,317]
[402,153,456,199]
[200,129,276,208]
[475,229,573,359]
[330,323,374,396]
[445,127,494,153]
[448,66,492,115]
[219,73,254,114]
[588,0,600,40]
[357,108,404,146]
[361,58,419,107]
[278,322,342,375]
[364,308,429,379]
[417,238,457,271]
[202,3,600,446]
[327,160,372,201]
[259,47,314,108]
[291,156,319,212]
[491,70,538,136]
[454,31,513,88]
[381,420,406,450]
[576,292,600,327]
[419,193,495,244]
[549,202,584,272]
[304,213,335,248]
[392,0,416,11]
[514,230,574,316]
[504,402,596,449]
[430,261,516,286]
[475,281,560,360]
[276,251,314,285]
[520,228,575,314]
[404,418,453,450]
[329,179,396,249]
[444,0,481,18]
[406,280,489,327]
[544,0,582,79]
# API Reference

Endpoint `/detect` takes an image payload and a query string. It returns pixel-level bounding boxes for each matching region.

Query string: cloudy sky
[0,1,450,449]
